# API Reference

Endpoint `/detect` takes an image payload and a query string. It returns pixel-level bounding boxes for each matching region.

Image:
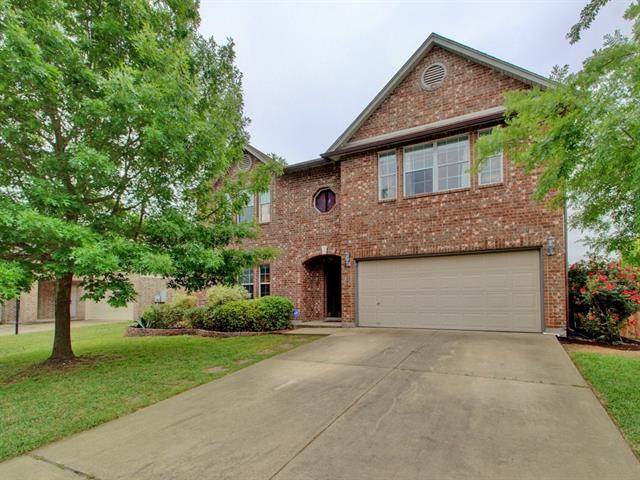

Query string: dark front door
[324,256,341,318]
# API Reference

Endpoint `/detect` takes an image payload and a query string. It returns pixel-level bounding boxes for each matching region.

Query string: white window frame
[240,267,254,298]
[259,264,270,297]
[477,129,504,186]
[378,150,397,201]
[237,192,255,223]
[259,187,271,223]
[403,134,470,197]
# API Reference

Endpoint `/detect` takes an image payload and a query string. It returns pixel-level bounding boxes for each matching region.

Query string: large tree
[477,1,640,263]
[0,0,280,361]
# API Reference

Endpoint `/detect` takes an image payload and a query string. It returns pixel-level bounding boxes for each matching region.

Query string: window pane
[379,175,397,200]
[241,268,254,299]
[260,265,270,283]
[378,152,397,200]
[435,136,469,191]
[260,204,270,223]
[259,265,270,297]
[259,188,271,223]
[405,168,433,196]
[238,205,254,223]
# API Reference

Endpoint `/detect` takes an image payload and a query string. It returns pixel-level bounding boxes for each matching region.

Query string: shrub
[206,284,249,307]
[185,305,218,330]
[138,305,175,329]
[255,296,294,331]
[135,294,197,329]
[569,258,640,343]
[185,295,294,332]
[170,293,198,309]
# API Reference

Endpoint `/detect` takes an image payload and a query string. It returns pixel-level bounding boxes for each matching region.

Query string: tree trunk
[50,273,75,361]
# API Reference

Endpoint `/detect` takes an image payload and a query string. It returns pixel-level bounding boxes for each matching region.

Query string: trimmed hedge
[139,295,294,333]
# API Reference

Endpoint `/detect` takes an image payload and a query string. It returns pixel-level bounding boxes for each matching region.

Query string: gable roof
[245,144,270,163]
[324,33,552,156]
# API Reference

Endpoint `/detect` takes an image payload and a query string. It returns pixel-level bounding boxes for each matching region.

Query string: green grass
[0,323,317,462]
[571,352,640,456]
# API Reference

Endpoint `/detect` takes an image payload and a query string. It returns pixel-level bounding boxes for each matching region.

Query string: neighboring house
[239,33,567,333]
[1,276,174,324]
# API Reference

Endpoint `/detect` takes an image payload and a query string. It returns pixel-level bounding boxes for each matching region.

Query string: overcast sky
[198,0,634,262]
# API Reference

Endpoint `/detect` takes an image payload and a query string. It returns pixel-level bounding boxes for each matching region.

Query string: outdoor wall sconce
[546,235,556,256]
[345,253,351,268]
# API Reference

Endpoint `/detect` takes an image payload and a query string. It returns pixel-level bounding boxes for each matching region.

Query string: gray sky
[199,0,634,262]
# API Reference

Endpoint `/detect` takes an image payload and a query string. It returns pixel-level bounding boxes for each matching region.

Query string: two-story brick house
[240,33,567,333]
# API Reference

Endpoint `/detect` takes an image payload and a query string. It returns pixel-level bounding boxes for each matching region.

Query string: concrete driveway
[2,328,638,479]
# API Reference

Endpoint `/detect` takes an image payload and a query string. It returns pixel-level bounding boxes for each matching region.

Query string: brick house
[239,33,567,333]
[2,33,567,333]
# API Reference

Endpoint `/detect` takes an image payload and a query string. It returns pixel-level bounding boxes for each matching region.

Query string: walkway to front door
[2,329,638,479]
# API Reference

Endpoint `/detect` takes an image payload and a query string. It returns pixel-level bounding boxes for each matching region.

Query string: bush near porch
[568,259,640,344]
[136,288,294,333]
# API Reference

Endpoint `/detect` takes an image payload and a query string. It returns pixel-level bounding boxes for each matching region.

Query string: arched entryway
[302,254,342,320]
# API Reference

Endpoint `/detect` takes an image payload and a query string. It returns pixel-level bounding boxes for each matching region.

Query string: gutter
[322,109,505,160]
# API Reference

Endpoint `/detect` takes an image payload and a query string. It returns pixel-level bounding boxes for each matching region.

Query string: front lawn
[570,351,640,457]
[0,322,317,462]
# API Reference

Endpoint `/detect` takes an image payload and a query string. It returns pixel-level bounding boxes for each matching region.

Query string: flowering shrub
[569,258,640,343]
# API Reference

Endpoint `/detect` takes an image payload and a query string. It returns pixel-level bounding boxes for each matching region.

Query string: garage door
[357,250,541,332]
[85,298,134,321]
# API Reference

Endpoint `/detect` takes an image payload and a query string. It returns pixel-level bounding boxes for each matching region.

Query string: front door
[325,256,342,318]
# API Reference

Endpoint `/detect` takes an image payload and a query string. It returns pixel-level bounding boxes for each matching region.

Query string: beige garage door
[357,250,541,332]
[85,298,134,321]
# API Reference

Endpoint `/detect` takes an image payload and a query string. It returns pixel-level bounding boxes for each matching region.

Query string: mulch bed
[125,326,286,338]
[559,336,640,351]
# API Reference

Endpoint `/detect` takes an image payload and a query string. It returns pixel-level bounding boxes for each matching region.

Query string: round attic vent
[421,63,446,91]
[239,154,252,171]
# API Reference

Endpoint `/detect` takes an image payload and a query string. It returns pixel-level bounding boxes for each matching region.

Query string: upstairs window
[403,135,470,197]
[237,192,254,223]
[404,143,434,196]
[240,268,254,298]
[378,151,397,200]
[259,188,271,223]
[314,188,336,213]
[436,136,470,191]
[260,265,270,297]
[478,129,503,186]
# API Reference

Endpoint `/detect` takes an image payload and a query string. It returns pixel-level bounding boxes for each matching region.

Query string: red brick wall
[241,161,342,320]
[241,45,567,329]
[350,46,524,142]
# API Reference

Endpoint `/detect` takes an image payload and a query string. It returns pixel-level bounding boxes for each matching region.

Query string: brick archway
[301,254,342,321]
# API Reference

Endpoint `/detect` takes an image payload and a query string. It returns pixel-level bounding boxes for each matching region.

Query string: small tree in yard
[476,1,640,263]
[0,0,280,361]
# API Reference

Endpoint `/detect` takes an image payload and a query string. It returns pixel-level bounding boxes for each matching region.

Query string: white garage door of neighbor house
[85,298,134,321]
[357,250,542,332]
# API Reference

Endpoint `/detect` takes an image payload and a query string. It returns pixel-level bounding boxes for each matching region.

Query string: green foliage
[0,0,284,356]
[571,352,640,456]
[174,295,294,332]
[255,296,295,331]
[0,322,316,461]
[138,294,197,329]
[206,284,249,306]
[476,3,640,262]
[170,293,198,310]
[568,258,640,343]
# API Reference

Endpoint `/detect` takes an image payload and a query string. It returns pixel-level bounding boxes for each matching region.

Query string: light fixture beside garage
[546,236,556,256]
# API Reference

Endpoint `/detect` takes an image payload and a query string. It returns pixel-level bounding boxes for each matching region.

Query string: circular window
[314,188,336,213]
[421,63,446,91]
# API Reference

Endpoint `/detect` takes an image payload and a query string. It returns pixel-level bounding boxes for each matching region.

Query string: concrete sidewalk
[0,319,125,336]
[1,328,638,479]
